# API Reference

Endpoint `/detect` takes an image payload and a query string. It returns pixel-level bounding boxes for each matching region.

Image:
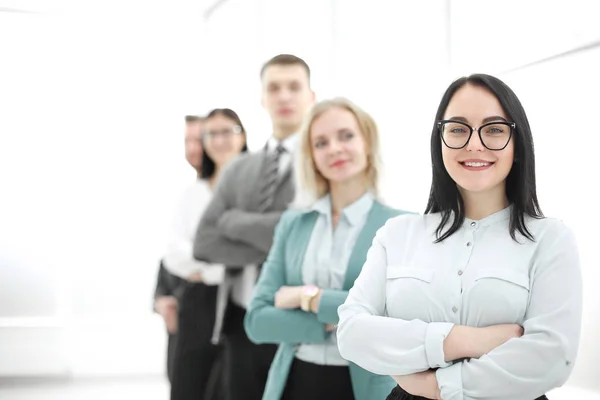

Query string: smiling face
[310,106,368,185]
[441,83,515,195]
[203,114,246,168]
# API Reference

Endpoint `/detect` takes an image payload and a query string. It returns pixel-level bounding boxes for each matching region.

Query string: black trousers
[170,282,223,400]
[281,358,354,400]
[386,385,549,400]
[166,332,178,382]
[221,302,278,400]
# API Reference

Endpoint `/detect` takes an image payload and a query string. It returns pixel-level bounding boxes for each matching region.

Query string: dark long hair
[424,74,543,243]
[201,108,249,179]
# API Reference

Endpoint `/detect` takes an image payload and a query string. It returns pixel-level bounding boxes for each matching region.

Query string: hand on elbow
[274,286,303,309]
[187,272,203,282]
[444,324,524,361]
[473,324,524,357]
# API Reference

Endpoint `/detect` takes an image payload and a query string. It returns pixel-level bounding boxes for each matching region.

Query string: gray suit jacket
[193,150,295,266]
[192,149,295,343]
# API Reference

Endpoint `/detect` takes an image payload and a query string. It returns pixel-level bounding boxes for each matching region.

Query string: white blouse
[337,206,582,400]
[163,180,225,285]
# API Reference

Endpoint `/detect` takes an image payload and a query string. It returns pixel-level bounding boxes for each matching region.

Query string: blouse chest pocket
[474,269,529,289]
[470,268,530,324]
[387,267,434,282]
[385,267,434,320]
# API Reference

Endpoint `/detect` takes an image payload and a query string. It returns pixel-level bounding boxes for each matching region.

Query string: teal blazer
[244,201,410,400]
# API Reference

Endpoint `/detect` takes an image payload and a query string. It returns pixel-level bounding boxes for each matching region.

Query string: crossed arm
[337,223,582,400]
[193,158,283,267]
[244,212,348,344]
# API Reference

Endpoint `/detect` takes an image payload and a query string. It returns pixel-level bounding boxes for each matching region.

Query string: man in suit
[153,115,205,382]
[193,54,315,400]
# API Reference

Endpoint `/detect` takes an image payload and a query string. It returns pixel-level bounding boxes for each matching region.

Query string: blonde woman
[244,98,413,400]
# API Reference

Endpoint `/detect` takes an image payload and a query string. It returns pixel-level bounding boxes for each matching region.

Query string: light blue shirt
[295,192,374,366]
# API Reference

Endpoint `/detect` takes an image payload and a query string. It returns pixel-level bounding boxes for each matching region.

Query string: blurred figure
[337,75,582,400]
[192,54,315,400]
[185,115,205,178]
[153,115,205,382]
[153,260,184,382]
[167,109,248,400]
[244,98,411,400]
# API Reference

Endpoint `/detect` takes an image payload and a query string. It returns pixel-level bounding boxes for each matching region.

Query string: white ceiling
[0,0,220,16]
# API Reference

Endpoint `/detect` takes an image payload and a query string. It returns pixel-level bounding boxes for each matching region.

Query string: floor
[0,376,170,400]
[0,376,598,400]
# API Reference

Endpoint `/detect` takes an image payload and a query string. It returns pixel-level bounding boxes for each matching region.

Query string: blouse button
[458,270,463,276]
[470,221,476,227]
[452,306,458,313]
[466,242,472,247]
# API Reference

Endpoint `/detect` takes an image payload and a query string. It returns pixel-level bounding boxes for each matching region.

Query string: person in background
[244,98,412,400]
[165,110,248,400]
[337,74,582,400]
[192,54,316,400]
[153,115,205,382]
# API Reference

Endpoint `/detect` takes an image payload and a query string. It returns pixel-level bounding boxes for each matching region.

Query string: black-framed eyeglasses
[437,120,515,151]
[204,125,242,141]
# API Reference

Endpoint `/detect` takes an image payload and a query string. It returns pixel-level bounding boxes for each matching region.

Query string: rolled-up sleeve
[436,224,582,400]
[337,221,454,375]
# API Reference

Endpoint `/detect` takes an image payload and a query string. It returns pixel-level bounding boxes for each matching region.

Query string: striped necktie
[257,144,286,212]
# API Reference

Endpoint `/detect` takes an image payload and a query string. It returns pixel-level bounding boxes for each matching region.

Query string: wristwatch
[300,285,320,312]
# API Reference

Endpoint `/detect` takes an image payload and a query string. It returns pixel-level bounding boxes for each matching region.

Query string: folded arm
[218,210,283,254]
[436,225,582,400]
[315,289,349,325]
[244,211,329,345]
[193,158,270,267]
[337,222,456,376]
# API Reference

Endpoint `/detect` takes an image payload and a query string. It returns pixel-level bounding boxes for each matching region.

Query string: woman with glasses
[337,74,582,400]
[244,98,411,399]
[168,108,248,400]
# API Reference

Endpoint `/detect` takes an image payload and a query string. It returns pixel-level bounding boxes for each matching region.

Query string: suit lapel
[247,151,270,210]
[342,202,387,290]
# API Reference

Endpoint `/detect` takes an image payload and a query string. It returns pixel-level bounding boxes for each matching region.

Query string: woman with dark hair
[201,108,249,181]
[337,74,582,400]
[166,108,247,400]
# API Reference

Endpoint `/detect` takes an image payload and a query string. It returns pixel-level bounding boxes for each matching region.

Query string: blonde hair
[292,97,382,208]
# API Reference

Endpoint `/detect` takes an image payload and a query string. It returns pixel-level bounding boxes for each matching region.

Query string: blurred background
[1,0,599,398]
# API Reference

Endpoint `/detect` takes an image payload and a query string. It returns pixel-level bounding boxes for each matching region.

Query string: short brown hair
[260,54,310,80]
[185,115,205,123]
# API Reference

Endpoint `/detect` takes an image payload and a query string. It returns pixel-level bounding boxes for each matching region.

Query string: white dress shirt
[295,192,373,366]
[337,206,582,400]
[163,180,225,285]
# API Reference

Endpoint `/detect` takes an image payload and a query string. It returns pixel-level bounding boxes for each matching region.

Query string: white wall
[0,0,210,376]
